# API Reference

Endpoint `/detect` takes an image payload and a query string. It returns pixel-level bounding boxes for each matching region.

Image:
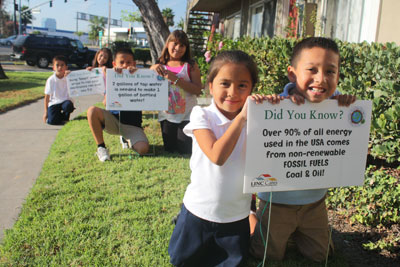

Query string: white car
[0,35,17,46]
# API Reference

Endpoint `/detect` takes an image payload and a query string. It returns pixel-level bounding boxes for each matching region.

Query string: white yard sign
[244,100,372,193]
[106,69,168,111]
[66,68,105,97]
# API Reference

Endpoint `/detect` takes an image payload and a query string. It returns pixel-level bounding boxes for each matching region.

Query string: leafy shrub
[110,41,134,54]
[133,48,151,66]
[327,166,400,253]
[327,166,400,226]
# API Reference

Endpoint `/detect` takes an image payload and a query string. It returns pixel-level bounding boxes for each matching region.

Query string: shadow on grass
[0,97,43,114]
[72,115,89,121]
[0,81,45,93]
[107,146,193,160]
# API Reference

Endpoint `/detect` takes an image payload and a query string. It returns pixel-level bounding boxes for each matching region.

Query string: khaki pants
[249,197,332,262]
[102,109,148,146]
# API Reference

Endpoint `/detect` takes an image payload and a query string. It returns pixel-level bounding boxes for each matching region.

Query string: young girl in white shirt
[168,50,281,266]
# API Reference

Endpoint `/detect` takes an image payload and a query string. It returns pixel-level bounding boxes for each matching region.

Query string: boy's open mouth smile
[308,87,326,94]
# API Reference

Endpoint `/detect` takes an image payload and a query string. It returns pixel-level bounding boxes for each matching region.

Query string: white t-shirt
[182,101,251,223]
[44,73,70,107]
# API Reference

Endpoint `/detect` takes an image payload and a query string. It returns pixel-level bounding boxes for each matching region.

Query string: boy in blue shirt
[87,48,149,162]
[250,37,356,262]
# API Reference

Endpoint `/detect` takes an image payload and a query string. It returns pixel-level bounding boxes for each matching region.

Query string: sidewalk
[0,94,102,242]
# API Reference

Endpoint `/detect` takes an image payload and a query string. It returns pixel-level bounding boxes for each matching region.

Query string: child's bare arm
[152,64,203,95]
[332,94,356,106]
[150,64,164,76]
[194,115,246,166]
[43,94,50,123]
[102,94,106,106]
[178,63,202,95]
[194,94,283,166]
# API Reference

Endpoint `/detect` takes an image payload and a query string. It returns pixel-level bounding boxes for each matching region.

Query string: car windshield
[70,40,85,50]
[13,35,28,46]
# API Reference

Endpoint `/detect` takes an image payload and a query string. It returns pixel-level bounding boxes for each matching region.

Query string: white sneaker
[120,136,130,149]
[96,147,110,162]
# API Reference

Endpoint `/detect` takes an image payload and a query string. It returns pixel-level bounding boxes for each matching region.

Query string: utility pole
[13,0,17,35]
[18,0,22,34]
[107,0,111,46]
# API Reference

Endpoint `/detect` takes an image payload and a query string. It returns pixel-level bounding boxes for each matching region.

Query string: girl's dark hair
[92,48,113,68]
[207,50,258,90]
[290,37,340,67]
[158,30,194,66]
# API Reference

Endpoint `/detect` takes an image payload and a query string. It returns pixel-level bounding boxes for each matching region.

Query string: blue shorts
[47,100,74,125]
[169,204,249,267]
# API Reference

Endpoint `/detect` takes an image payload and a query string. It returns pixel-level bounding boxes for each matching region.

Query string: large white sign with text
[244,100,372,193]
[106,69,168,111]
[66,68,105,97]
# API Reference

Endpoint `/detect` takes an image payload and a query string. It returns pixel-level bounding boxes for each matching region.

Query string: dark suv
[11,34,96,68]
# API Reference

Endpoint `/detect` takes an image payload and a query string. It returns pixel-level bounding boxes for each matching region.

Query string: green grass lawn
[0,72,51,113]
[0,113,349,266]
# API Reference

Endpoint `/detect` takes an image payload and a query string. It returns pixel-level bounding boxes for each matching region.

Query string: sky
[4,0,188,32]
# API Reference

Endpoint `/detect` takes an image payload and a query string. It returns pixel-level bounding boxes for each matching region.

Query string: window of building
[250,4,264,38]
[225,12,241,39]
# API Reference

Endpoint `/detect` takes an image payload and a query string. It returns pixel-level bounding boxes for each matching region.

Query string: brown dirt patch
[329,210,400,267]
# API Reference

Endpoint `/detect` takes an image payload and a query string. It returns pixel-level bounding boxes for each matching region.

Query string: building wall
[274,0,290,37]
[376,0,400,44]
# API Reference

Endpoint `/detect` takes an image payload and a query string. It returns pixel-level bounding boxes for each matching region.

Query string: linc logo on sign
[251,174,278,187]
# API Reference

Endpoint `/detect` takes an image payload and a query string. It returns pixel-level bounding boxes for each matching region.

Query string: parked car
[11,34,96,68]
[0,35,18,46]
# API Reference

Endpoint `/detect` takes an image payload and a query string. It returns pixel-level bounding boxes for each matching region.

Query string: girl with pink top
[151,30,202,154]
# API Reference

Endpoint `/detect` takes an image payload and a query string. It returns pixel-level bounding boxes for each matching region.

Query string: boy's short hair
[53,55,68,65]
[290,37,340,67]
[114,48,135,61]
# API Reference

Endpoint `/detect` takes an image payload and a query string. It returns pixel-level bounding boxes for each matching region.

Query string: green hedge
[133,48,151,66]
[110,41,151,65]
[327,166,400,226]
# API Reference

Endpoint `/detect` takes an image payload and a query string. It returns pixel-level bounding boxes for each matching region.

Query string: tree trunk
[132,0,170,63]
[0,63,8,79]
[142,21,158,64]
